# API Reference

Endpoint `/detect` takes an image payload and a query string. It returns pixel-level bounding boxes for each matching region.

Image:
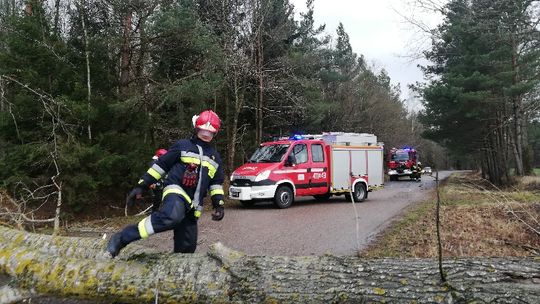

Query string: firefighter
[107,110,225,258]
[149,148,167,213]
[411,162,422,181]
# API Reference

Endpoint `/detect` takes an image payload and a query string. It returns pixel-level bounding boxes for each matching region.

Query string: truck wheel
[389,175,397,181]
[352,183,367,202]
[274,185,294,209]
[313,194,331,201]
[240,200,255,208]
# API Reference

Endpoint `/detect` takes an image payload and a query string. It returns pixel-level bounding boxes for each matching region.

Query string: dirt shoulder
[360,171,540,258]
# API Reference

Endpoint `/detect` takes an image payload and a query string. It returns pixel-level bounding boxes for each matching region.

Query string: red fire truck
[229,132,384,208]
[386,147,419,181]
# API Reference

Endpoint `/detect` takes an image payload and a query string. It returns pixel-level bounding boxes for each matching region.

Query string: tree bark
[228,69,246,174]
[511,36,524,176]
[1,227,539,303]
[77,0,92,141]
[24,1,32,16]
[0,76,5,112]
[53,0,61,34]
[119,9,133,96]
[254,0,264,145]
[256,37,263,144]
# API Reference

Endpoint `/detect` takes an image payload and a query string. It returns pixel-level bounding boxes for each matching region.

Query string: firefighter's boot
[107,232,127,258]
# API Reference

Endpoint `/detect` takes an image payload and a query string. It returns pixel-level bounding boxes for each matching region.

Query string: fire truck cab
[229,132,384,208]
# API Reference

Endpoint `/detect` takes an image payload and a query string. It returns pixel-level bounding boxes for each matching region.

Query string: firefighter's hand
[211,206,224,221]
[126,187,144,208]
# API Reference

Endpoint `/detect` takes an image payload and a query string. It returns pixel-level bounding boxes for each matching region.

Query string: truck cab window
[292,144,308,164]
[249,144,290,163]
[311,144,324,162]
[391,151,409,161]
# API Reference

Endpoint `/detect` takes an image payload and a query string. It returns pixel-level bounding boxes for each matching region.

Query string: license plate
[231,190,240,198]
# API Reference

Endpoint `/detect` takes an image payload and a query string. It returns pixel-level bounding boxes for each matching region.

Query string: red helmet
[153,148,167,160]
[192,110,221,133]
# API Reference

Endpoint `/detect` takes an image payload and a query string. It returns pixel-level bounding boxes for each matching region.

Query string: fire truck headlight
[254,170,271,182]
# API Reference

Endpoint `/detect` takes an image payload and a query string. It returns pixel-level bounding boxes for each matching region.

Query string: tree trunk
[119,9,133,96]
[78,0,92,141]
[484,138,496,185]
[0,76,5,112]
[522,125,533,174]
[1,227,539,303]
[228,71,246,174]
[53,0,61,34]
[53,181,62,235]
[511,37,524,176]
[24,1,32,16]
[254,0,264,145]
[225,88,232,174]
[134,14,153,145]
[256,35,264,145]
[495,114,509,184]
[480,152,487,179]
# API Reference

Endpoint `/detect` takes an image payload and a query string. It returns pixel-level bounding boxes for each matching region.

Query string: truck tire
[352,183,367,202]
[389,175,397,181]
[274,185,294,209]
[313,194,331,201]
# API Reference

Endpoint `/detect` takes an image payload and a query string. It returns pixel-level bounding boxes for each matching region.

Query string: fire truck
[386,147,419,181]
[228,132,384,208]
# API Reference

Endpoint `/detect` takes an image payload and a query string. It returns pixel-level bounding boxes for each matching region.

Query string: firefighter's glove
[182,163,199,188]
[126,187,144,208]
[211,206,225,221]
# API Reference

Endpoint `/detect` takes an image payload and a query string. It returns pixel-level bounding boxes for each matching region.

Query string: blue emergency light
[289,134,304,140]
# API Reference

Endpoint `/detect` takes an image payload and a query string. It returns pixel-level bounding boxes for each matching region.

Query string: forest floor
[360,171,540,257]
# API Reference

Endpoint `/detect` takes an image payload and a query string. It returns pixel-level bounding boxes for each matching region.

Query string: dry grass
[520,175,540,192]
[360,172,540,258]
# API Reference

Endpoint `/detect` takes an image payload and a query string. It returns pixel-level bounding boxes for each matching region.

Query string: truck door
[309,143,329,195]
[288,143,310,196]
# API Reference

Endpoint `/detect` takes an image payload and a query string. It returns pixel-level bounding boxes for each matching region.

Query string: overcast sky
[290,0,444,110]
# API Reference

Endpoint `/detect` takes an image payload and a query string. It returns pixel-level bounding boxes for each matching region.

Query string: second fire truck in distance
[386,147,419,181]
[229,132,384,208]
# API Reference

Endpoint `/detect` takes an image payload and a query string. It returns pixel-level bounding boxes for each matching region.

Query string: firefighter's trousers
[118,192,198,253]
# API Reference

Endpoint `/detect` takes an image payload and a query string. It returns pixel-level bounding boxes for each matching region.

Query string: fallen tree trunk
[0,226,539,303]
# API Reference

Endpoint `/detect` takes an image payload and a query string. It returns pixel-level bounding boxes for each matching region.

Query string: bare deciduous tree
[0,75,73,234]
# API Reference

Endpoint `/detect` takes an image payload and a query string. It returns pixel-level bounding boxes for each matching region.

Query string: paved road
[146,171,452,256]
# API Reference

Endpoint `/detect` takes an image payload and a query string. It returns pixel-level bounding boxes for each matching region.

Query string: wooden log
[0,226,539,303]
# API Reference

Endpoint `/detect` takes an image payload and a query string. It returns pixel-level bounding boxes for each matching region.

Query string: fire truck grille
[232,179,252,187]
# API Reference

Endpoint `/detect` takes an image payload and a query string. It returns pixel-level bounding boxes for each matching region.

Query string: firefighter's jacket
[138,136,224,216]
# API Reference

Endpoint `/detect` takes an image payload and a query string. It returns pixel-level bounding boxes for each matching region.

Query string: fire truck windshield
[249,144,290,163]
[392,152,409,162]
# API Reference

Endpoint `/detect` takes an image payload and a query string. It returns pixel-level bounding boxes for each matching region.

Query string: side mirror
[284,154,295,167]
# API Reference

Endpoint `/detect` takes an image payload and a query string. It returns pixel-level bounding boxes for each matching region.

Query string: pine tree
[419,0,540,185]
